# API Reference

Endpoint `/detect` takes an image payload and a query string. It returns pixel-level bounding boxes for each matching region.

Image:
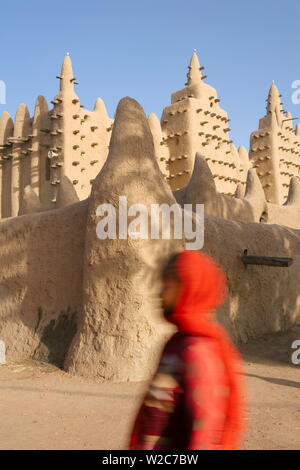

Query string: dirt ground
[0,326,300,450]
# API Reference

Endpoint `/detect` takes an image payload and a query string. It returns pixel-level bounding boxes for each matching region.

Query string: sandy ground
[0,327,300,450]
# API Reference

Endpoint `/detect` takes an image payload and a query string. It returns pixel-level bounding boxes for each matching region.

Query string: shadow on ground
[238,325,300,367]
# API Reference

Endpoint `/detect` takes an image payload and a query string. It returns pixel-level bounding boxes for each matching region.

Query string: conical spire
[183,153,217,206]
[0,112,13,142]
[148,112,161,134]
[235,183,245,199]
[187,51,203,86]
[60,54,74,92]
[33,95,49,125]
[284,177,300,206]
[244,169,266,202]
[18,185,43,215]
[238,146,250,171]
[266,82,282,114]
[56,175,80,208]
[14,104,30,136]
[93,97,109,121]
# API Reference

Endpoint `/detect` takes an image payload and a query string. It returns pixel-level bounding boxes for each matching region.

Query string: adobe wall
[0,95,299,383]
[0,199,87,367]
[174,153,300,229]
[0,199,299,380]
[203,216,300,343]
[64,97,300,381]
[2,51,300,226]
[64,97,183,382]
[174,153,267,223]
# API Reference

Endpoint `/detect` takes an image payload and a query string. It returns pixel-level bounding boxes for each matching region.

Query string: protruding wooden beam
[241,249,293,267]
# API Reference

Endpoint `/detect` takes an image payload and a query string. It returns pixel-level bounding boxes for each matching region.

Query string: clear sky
[1,0,300,150]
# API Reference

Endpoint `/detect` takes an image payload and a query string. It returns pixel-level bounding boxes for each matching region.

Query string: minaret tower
[50,54,112,202]
[50,53,80,203]
[161,52,248,194]
[249,82,300,204]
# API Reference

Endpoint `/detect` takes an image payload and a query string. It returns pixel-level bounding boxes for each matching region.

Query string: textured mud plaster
[0,91,299,383]
[1,51,300,234]
[201,216,300,343]
[174,153,300,230]
[174,153,267,223]
[33,307,77,367]
[64,97,183,382]
[0,199,88,362]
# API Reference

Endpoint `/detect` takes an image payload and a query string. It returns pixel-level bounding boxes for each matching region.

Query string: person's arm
[129,364,182,450]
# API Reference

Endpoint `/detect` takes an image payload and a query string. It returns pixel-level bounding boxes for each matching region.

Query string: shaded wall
[203,216,300,343]
[0,199,87,366]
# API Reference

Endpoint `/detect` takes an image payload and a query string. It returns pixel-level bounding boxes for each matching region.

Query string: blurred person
[129,250,247,450]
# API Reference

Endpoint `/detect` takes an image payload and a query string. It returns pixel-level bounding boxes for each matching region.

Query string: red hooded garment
[129,250,247,450]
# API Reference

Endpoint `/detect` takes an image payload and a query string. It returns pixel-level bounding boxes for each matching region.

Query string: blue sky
[0,0,300,150]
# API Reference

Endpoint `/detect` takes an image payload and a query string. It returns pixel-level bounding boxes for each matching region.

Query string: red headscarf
[169,250,247,450]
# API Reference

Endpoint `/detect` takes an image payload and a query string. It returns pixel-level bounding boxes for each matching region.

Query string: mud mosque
[0,52,299,381]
